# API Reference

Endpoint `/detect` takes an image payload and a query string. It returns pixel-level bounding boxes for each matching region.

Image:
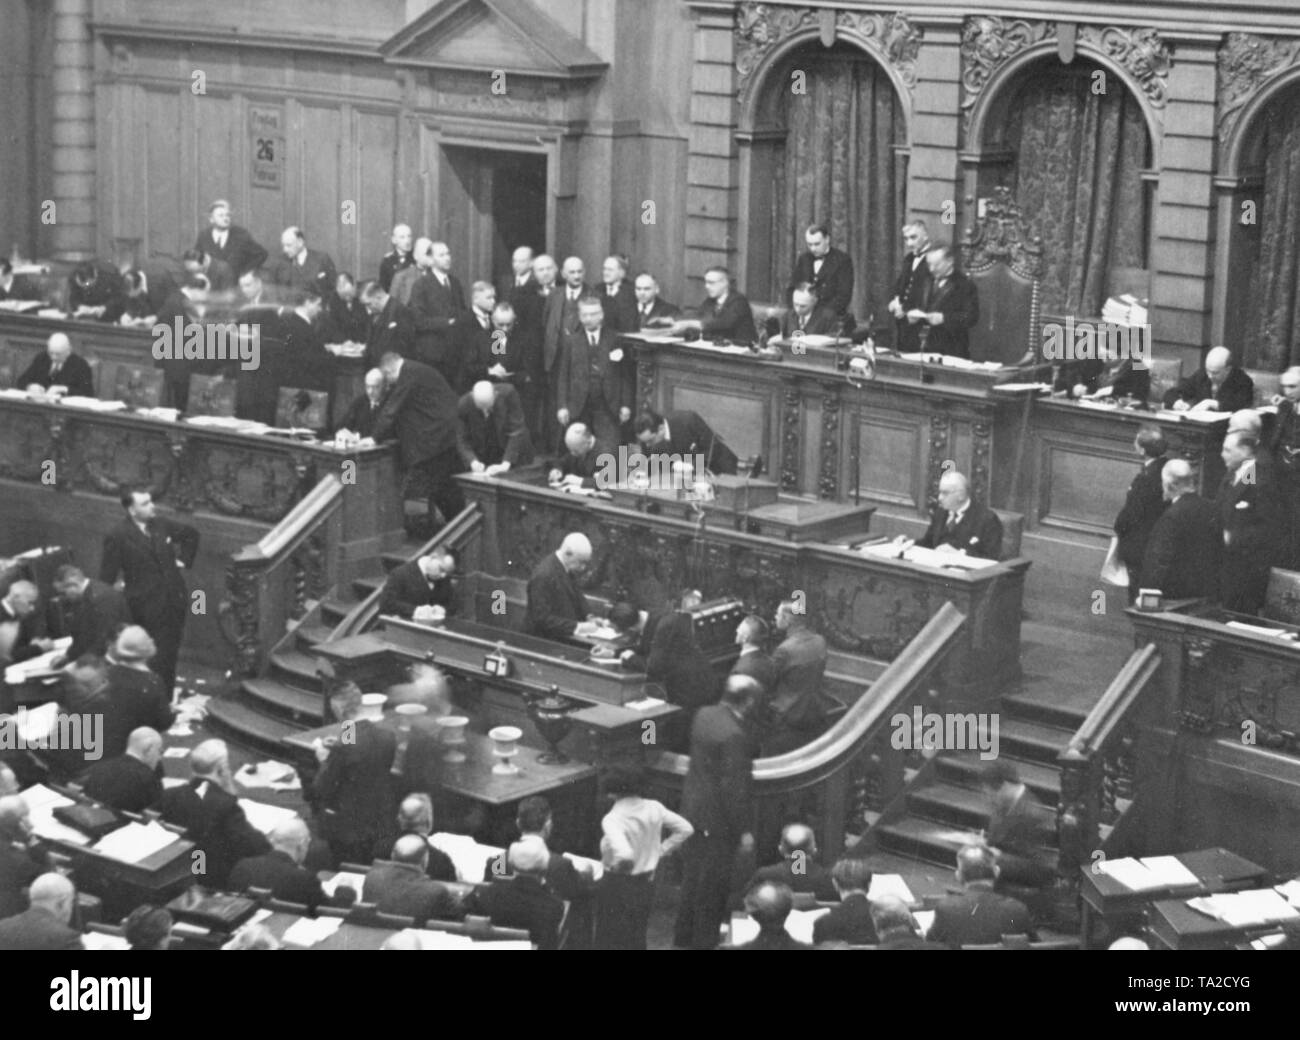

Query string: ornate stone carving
[0,409,55,482]
[926,411,952,509]
[970,411,993,506]
[1076,25,1172,110]
[818,394,841,500]
[1217,32,1300,150]
[834,10,924,89]
[220,562,262,678]
[960,17,1056,134]
[431,70,555,121]
[636,357,657,416]
[780,387,801,492]
[962,186,1045,280]
[736,3,820,95]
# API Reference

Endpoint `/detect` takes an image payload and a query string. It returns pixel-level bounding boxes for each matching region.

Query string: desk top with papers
[1080,847,1269,913]
[1149,885,1300,950]
[226,907,531,950]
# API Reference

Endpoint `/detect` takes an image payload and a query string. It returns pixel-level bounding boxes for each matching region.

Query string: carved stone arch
[964,37,1164,169]
[1220,61,1300,183]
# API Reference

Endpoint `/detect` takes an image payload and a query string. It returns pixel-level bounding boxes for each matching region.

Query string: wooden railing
[220,474,345,676]
[1056,642,1162,878]
[646,602,968,859]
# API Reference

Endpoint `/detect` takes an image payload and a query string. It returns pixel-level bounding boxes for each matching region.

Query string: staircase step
[1000,691,1090,730]
[205,697,305,758]
[907,782,1058,846]
[998,718,1075,764]
[936,753,1061,806]
[241,678,326,724]
[319,596,353,624]
[873,816,976,867]
[294,623,335,648]
[380,552,410,571]
[268,649,328,687]
[352,575,384,599]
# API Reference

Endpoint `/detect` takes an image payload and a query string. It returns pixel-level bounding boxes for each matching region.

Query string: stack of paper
[22,783,90,846]
[867,874,916,905]
[1139,855,1200,887]
[1226,621,1298,640]
[92,821,178,864]
[57,397,128,412]
[1274,879,1300,908]
[430,832,502,883]
[1094,856,1168,892]
[321,872,367,899]
[1187,889,1300,928]
[237,798,300,836]
[406,929,475,949]
[236,760,302,792]
[1102,294,1149,327]
[280,915,344,948]
[624,696,666,712]
[82,931,131,951]
[4,637,72,684]
[729,907,831,946]
[0,299,44,313]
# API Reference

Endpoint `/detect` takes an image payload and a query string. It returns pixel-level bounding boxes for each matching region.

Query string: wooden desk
[1077,847,1268,949]
[1147,890,1300,950]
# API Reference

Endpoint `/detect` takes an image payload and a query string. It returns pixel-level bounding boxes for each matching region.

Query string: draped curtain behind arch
[1243,102,1300,369]
[770,48,905,324]
[1002,63,1149,318]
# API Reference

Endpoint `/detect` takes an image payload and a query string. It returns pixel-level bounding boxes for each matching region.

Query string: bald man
[0,796,42,920]
[549,423,609,490]
[17,333,95,398]
[82,726,164,813]
[526,533,600,642]
[730,881,811,950]
[0,580,52,665]
[1270,366,1300,568]
[928,845,1034,947]
[362,833,458,926]
[228,816,328,912]
[468,834,565,949]
[914,471,1003,560]
[747,823,839,901]
[456,380,532,475]
[378,223,415,293]
[1163,346,1255,413]
[1140,459,1220,600]
[0,872,82,950]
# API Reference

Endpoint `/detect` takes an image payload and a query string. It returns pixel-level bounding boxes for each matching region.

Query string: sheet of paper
[321,871,367,899]
[868,873,916,905]
[237,798,300,836]
[162,746,190,758]
[280,915,344,948]
[1094,856,1165,892]
[4,639,72,684]
[1139,855,1201,888]
[81,930,131,951]
[784,907,831,945]
[465,939,533,950]
[914,910,936,937]
[6,701,60,741]
[92,821,178,864]
[1275,879,1300,907]
[236,759,302,792]
[562,852,604,882]
[161,776,187,789]
[624,697,666,712]
[1195,890,1300,928]
[430,832,501,884]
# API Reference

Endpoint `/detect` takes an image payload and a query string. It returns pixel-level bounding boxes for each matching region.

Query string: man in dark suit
[675,675,757,949]
[914,470,1004,561]
[1113,428,1169,604]
[1141,459,1222,600]
[457,381,533,476]
[729,880,811,950]
[873,896,951,950]
[378,552,456,622]
[114,266,178,324]
[81,726,164,813]
[0,260,44,302]
[276,288,336,409]
[548,423,611,490]
[1163,346,1255,414]
[195,199,267,277]
[406,240,469,385]
[906,245,979,358]
[0,580,52,664]
[525,533,595,642]
[632,272,681,328]
[335,367,385,440]
[812,858,877,946]
[453,281,500,393]
[362,834,460,926]
[730,615,776,696]
[99,486,199,695]
[765,599,830,756]
[371,794,458,881]
[373,351,466,532]
[67,261,127,320]
[360,281,418,369]
[779,283,840,339]
[154,280,212,411]
[1216,431,1283,614]
[377,223,415,293]
[481,301,542,436]
[158,740,271,889]
[676,266,757,344]
[927,845,1035,947]
[981,760,1055,890]
[323,273,371,345]
[312,686,397,865]
[470,837,566,949]
[229,817,328,912]
[888,220,934,353]
[16,332,95,398]
[268,226,337,304]
[499,245,536,304]
[0,873,82,951]
[557,297,632,448]
[634,409,739,476]
[747,823,839,902]
[542,256,594,450]
[102,627,176,760]
[599,254,638,333]
[1269,366,1300,568]
[0,796,43,921]
[182,247,235,295]
[787,223,854,318]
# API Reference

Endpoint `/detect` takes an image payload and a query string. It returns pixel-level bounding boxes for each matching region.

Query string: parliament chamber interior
[3,0,1300,961]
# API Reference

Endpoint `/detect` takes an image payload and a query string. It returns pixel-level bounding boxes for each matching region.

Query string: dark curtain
[773,49,905,324]
[1244,102,1300,369]
[1003,63,1149,317]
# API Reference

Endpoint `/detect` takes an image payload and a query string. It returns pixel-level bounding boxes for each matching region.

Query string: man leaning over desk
[525,532,606,643]
[893,470,1003,562]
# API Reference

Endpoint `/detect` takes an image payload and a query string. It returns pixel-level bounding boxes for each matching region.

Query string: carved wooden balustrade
[1056,642,1162,879]
[645,602,968,860]
[220,474,345,677]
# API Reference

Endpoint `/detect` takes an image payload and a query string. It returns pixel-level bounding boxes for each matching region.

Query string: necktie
[569,289,578,301]
[50,362,62,378]
[944,512,958,534]
[798,314,807,331]
[479,314,489,330]
[608,286,616,296]
[589,332,598,348]
[216,231,227,249]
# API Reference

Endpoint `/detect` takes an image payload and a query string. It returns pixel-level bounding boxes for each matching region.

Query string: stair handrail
[1062,642,1161,760]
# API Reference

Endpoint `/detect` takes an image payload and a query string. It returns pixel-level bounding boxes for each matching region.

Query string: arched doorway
[741,40,907,321]
[975,56,1153,320]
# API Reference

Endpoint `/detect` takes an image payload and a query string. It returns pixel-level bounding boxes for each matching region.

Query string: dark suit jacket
[323,296,370,345]
[370,832,458,882]
[636,297,681,328]
[730,649,776,695]
[378,561,456,620]
[0,275,44,302]
[1140,493,1221,599]
[100,515,199,620]
[1270,399,1300,478]
[698,292,757,344]
[750,858,839,902]
[199,257,236,294]
[789,247,854,316]
[196,225,268,278]
[469,874,564,950]
[362,860,459,925]
[770,628,829,732]
[893,252,933,352]
[660,410,739,475]
[277,310,335,395]
[918,500,1004,560]
[47,579,130,661]
[0,906,82,950]
[408,271,468,371]
[0,601,44,663]
[599,282,638,333]
[558,326,631,418]
[1114,456,1169,569]
[920,272,980,358]
[372,360,459,468]
[454,313,497,393]
[336,393,382,439]
[378,250,415,293]
[103,664,174,761]
[780,304,840,339]
[525,553,588,641]
[0,841,42,920]
[557,443,610,489]
[312,719,397,846]
[1163,366,1255,413]
[82,753,163,814]
[543,285,593,373]
[1216,461,1282,569]
[456,385,533,468]
[68,263,127,316]
[730,928,812,950]
[682,703,753,838]
[475,322,542,388]
[365,298,419,369]
[927,884,1035,947]
[229,849,328,911]
[646,612,719,714]
[811,891,876,945]
[16,352,95,398]
[158,778,271,887]
[113,268,178,322]
[268,249,337,300]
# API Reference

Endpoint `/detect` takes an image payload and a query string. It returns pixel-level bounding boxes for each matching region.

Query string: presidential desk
[0,394,401,671]
[454,472,1030,705]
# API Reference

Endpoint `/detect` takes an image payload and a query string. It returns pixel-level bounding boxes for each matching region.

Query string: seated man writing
[524,532,606,642]
[894,470,1002,562]
[379,551,456,624]
[547,423,609,491]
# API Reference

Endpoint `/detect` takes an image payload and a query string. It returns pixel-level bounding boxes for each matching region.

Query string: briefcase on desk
[53,803,121,840]
[166,889,257,931]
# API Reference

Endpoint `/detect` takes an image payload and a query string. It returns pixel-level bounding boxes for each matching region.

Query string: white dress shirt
[600,796,693,876]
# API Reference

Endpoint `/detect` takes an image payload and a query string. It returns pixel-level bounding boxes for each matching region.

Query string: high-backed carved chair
[187,373,237,417]
[276,386,330,431]
[961,187,1045,367]
[1262,568,1300,627]
[1246,368,1281,407]
[1147,357,1184,408]
[113,364,166,408]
